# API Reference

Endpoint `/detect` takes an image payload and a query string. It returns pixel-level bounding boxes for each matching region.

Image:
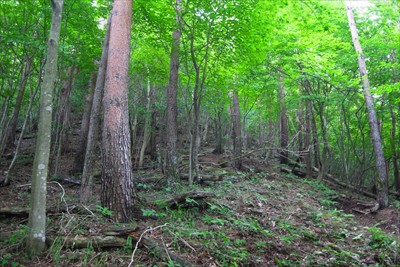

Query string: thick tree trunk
[231,89,242,169]
[101,0,136,222]
[165,0,182,185]
[72,71,96,174]
[26,0,63,257]
[80,16,111,204]
[279,68,288,164]
[346,2,388,208]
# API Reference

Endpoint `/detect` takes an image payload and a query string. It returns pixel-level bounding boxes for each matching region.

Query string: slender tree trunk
[279,68,288,164]
[191,98,201,184]
[166,0,182,185]
[202,112,209,143]
[72,71,96,174]
[213,108,224,154]
[390,106,400,192]
[297,82,304,162]
[101,0,136,222]
[149,85,158,161]
[311,107,321,171]
[51,66,74,175]
[346,2,388,208]
[231,89,242,169]
[303,78,313,178]
[6,55,32,148]
[80,16,111,204]
[139,78,152,168]
[26,0,63,257]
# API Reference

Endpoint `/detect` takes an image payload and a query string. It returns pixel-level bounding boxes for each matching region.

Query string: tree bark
[72,71,96,174]
[26,0,63,257]
[6,55,32,148]
[166,0,182,185]
[149,85,158,161]
[346,2,388,208]
[138,78,152,168]
[51,66,74,175]
[303,78,313,178]
[297,82,304,162]
[279,68,288,164]
[231,89,242,169]
[101,0,136,222]
[213,108,224,154]
[80,16,111,204]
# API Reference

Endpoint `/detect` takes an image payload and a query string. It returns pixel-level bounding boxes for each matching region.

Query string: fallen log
[0,205,75,217]
[166,191,216,209]
[280,166,307,177]
[47,235,128,249]
[180,174,223,182]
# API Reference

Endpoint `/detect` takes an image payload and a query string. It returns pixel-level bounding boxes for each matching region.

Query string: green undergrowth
[138,171,400,266]
[1,170,399,266]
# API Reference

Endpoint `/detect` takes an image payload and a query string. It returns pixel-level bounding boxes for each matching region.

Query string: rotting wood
[166,191,216,209]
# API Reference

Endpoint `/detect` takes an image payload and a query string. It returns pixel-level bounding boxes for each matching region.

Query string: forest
[0,0,400,266]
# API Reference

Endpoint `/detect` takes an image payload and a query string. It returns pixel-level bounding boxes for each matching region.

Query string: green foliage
[96,205,113,217]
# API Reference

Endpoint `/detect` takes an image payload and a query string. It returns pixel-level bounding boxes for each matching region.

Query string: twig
[127,223,169,267]
[81,204,95,216]
[168,229,196,252]
[161,235,172,263]
[48,181,70,215]
[16,181,70,214]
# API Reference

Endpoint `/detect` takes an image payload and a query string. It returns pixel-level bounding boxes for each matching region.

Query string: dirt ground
[1,131,400,266]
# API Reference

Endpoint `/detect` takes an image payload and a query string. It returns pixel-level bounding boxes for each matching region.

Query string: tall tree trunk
[190,98,201,185]
[303,78,313,178]
[279,68,288,164]
[231,89,242,169]
[51,66,74,175]
[6,55,32,148]
[149,85,158,161]
[311,107,321,171]
[138,78,152,168]
[297,82,304,162]
[166,0,182,185]
[72,71,96,174]
[80,16,111,204]
[213,108,224,154]
[390,107,400,192]
[101,0,136,222]
[346,2,388,208]
[26,0,63,257]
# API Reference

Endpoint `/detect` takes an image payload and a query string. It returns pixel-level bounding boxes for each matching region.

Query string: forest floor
[1,132,400,266]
